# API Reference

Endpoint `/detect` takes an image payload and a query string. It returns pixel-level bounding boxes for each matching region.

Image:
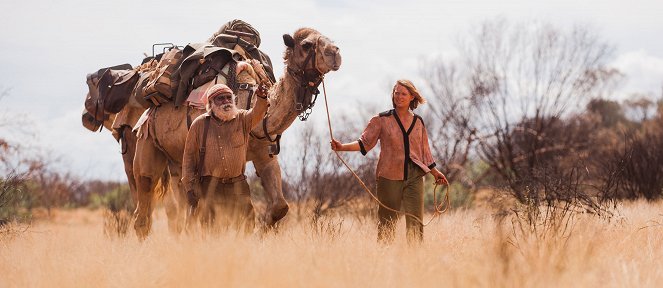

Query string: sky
[1,0,662,181]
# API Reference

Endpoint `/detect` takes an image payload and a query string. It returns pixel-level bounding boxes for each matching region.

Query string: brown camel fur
[82,98,178,233]
[132,27,342,238]
[82,97,144,206]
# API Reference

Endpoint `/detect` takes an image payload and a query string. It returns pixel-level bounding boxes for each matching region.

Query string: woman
[331,79,448,243]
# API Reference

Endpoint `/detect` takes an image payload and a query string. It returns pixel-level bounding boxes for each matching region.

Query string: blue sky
[1,0,662,180]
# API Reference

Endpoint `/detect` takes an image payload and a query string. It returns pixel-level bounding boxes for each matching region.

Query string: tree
[586,98,628,128]
[0,87,36,223]
[423,19,620,208]
[422,57,479,188]
[281,124,371,222]
[624,95,655,122]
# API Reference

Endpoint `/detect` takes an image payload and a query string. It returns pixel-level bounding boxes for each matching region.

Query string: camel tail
[154,169,171,200]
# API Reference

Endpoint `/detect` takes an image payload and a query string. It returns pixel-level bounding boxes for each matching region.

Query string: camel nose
[331,53,342,71]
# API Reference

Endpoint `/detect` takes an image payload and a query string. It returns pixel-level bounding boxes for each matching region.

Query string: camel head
[283,28,341,75]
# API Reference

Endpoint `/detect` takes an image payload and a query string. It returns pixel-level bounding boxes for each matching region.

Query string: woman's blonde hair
[392,79,426,110]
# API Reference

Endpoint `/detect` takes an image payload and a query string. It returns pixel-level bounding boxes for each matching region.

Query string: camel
[82,99,143,205]
[81,63,187,231]
[82,56,159,205]
[83,94,187,233]
[132,27,342,238]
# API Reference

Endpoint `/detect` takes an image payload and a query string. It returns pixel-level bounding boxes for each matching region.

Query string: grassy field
[1,201,662,288]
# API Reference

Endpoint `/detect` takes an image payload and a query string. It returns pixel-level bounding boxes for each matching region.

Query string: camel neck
[254,71,302,137]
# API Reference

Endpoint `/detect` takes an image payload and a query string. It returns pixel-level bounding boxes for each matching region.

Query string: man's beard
[208,102,239,121]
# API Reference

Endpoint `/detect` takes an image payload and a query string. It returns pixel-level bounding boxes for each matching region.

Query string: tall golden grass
[1,201,662,287]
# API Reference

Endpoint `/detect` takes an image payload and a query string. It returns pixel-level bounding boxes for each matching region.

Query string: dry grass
[1,201,662,288]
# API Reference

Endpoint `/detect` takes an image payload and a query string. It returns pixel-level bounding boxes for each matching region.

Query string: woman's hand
[431,168,449,185]
[331,138,343,151]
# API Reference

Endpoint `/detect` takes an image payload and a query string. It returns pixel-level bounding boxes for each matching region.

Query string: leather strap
[186,105,192,129]
[202,174,247,184]
[261,116,278,142]
[235,83,256,109]
[119,126,128,155]
[228,61,238,93]
[94,100,103,132]
[198,116,210,181]
[245,89,253,110]
[268,134,282,157]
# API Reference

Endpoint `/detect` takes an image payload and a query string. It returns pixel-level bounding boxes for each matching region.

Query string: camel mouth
[331,64,340,71]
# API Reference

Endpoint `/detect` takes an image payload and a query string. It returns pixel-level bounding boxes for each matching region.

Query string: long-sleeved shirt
[182,97,268,191]
[358,109,437,181]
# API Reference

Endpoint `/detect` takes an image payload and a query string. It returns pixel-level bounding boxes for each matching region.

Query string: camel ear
[283,34,295,48]
[301,39,313,50]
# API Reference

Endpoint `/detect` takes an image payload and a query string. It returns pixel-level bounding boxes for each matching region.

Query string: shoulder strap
[378,109,393,117]
[414,114,424,126]
[197,116,211,179]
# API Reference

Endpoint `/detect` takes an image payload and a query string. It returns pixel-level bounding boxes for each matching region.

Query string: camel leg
[163,162,187,235]
[133,135,168,240]
[253,154,289,226]
[119,126,138,208]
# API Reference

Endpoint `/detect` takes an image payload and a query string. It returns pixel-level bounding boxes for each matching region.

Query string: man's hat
[204,84,234,105]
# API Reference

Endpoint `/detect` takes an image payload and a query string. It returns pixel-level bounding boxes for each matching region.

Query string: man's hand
[186,190,199,207]
[256,82,270,99]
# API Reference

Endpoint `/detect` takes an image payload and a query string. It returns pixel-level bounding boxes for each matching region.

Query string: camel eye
[324,51,334,56]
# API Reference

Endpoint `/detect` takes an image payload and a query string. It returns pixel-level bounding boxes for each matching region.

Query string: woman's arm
[332,115,381,153]
[331,138,361,152]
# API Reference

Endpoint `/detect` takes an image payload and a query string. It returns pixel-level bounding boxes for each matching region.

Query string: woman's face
[392,84,414,109]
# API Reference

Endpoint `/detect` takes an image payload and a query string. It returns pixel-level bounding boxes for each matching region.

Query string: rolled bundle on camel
[81,20,342,239]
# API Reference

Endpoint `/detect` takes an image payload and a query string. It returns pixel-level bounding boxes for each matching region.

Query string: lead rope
[321,79,450,226]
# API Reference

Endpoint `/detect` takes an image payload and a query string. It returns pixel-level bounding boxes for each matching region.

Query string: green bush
[0,174,31,223]
[88,184,133,212]
[424,175,472,210]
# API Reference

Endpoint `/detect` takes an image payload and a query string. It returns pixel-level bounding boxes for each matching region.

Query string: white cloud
[611,50,663,99]
[1,0,663,180]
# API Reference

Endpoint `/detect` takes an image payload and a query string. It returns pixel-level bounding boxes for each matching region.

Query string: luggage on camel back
[81,107,104,132]
[208,19,276,83]
[85,63,139,121]
[174,44,241,106]
[172,20,274,107]
[131,57,158,109]
[142,47,183,106]
[82,20,272,113]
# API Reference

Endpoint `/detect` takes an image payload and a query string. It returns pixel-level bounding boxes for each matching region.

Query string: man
[182,82,269,233]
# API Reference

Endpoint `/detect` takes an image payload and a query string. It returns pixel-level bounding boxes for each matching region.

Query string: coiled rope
[321,79,450,226]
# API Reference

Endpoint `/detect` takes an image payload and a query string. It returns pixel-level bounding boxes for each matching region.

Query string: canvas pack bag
[85,63,138,120]
[143,47,183,106]
[209,19,276,83]
[131,58,158,109]
[192,50,236,89]
[81,106,104,132]
[174,45,240,106]
[98,68,140,114]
